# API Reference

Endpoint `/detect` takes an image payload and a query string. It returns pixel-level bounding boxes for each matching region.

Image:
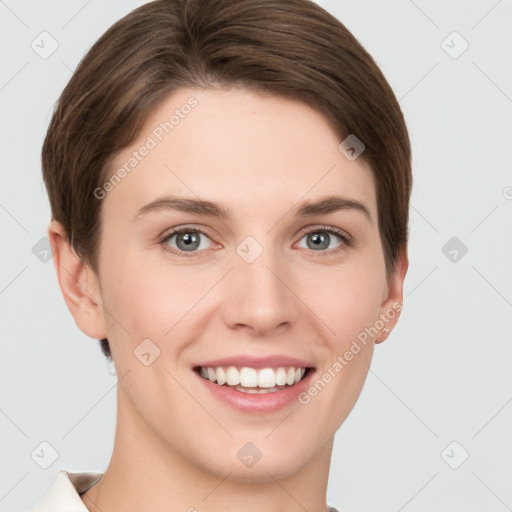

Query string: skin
[49,86,408,512]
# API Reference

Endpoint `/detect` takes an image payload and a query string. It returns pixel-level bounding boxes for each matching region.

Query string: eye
[161,227,215,256]
[160,225,352,258]
[296,226,351,253]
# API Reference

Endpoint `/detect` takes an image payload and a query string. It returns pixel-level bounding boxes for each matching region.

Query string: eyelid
[298,224,353,244]
[159,224,214,241]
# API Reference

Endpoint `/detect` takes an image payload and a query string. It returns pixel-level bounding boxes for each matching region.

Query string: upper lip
[194,355,314,369]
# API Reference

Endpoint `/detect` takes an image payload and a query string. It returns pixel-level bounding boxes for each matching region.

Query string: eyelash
[160,225,352,258]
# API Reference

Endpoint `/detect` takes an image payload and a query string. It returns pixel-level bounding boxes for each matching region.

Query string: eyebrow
[134,194,372,222]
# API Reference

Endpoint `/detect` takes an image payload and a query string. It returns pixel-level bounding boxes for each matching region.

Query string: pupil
[309,232,329,250]
[178,232,199,251]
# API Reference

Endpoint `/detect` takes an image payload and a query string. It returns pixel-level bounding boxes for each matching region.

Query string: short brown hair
[42,0,412,360]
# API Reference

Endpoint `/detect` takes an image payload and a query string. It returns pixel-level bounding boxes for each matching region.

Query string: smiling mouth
[194,365,313,393]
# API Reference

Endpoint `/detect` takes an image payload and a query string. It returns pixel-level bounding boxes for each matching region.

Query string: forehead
[103,86,377,220]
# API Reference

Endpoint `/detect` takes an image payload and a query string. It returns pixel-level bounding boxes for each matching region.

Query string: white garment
[29,470,102,511]
[29,469,342,512]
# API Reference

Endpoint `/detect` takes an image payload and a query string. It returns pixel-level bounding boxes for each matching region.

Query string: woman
[34,0,412,510]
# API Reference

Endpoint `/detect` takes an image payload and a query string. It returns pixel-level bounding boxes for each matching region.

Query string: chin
[205,439,316,482]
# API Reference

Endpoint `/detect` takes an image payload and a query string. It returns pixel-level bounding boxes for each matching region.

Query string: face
[83,87,405,480]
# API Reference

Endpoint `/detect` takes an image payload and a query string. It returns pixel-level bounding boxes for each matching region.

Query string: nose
[220,245,299,337]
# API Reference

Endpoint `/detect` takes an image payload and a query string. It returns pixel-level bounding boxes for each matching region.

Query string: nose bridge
[222,237,297,334]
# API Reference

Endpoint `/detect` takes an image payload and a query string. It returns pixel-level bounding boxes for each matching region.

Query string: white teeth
[226,366,240,386]
[258,368,275,388]
[198,365,309,388]
[216,367,227,385]
[240,367,258,387]
[235,386,280,394]
[286,367,295,385]
[275,367,287,386]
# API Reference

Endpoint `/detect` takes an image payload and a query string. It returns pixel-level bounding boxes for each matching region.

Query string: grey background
[1,1,511,511]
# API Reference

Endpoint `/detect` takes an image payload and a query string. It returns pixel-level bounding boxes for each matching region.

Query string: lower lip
[194,369,315,413]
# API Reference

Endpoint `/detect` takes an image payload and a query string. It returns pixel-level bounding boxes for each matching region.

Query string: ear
[48,220,108,340]
[375,246,409,344]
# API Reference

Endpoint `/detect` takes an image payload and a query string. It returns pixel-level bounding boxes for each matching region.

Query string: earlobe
[375,247,409,344]
[48,220,108,340]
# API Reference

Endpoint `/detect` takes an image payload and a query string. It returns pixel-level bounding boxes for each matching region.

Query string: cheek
[304,261,385,345]
[99,252,215,345]
[99,229,386,354]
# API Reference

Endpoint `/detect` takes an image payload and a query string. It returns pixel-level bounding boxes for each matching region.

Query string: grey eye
[298,231,344,251]
[165,230,212,252]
